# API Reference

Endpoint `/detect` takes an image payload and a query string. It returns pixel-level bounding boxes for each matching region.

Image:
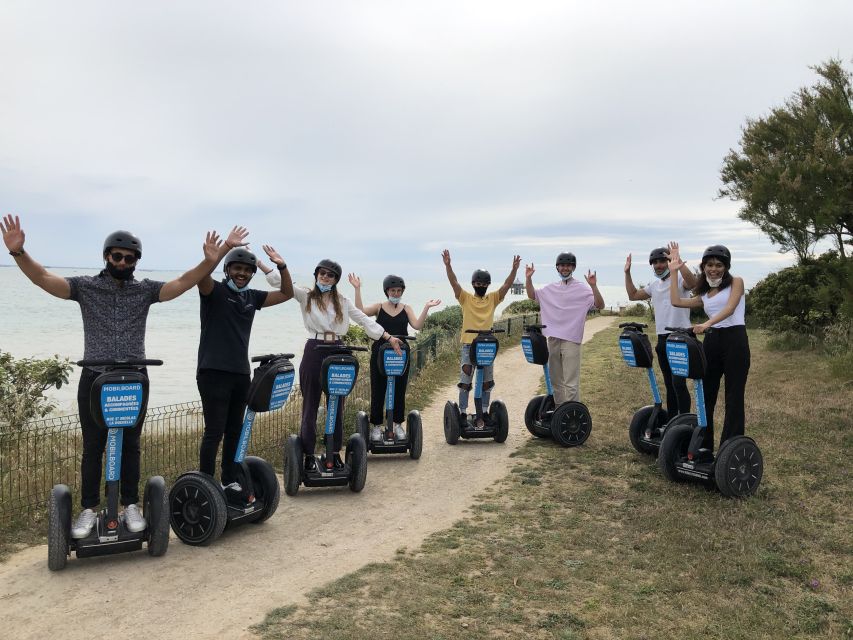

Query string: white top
[266,270,385,339]
[643,273,691,334]
[702,285,746,328]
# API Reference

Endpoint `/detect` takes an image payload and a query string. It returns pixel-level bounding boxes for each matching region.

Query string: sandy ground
[0,317,614,640]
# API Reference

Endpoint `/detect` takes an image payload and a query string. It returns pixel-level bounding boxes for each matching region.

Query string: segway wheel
[143,475,170,557]
[550,401,592,447]
[407,410,423,460]
[356,411,370,450]
[714,436,763,498]
[244,456,281,522]
[492,401,510,443]
[347,433,368,492]
[47,484,71,571]
[628,405,668,455]
[523,394,554,439]
[657,420,696,483]
[169,471,227,546]
[284,434,303,497]
[443,401,460,445]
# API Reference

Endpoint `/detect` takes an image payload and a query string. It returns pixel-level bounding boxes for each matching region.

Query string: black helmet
[556,252,576,266]
[224,248,258,273]
[471,269,491,285]
[701,245,731,269]
[382,274,405,295]
[314,258,342,282]
[103,230,142,258]
[649,247,669,264]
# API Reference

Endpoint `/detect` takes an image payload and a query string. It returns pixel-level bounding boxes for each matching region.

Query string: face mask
[226,279,250,293]
[106,262,135,281]
[388,296,401,304]
[654,269,670,280]
[556,267,574,282]
[317,281,333,293]
[473,286,488,297]
[707,277,723,288]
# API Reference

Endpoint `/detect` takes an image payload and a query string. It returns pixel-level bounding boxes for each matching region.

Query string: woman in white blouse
[262,247,402,472]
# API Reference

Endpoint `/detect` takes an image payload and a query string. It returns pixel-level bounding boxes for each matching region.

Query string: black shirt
[197,280,268,374]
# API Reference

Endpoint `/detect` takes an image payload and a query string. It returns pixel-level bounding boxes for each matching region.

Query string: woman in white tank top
[666,243,750,452]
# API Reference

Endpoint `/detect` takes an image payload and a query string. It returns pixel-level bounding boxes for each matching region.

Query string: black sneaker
[304,455,317,472]
[333,453,345,470]
[460,412,467,425]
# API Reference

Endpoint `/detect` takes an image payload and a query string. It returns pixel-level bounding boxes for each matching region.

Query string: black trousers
[701,325,750,449]
[78,368,145,509]
[197,369,251,485]
[369,348,409,425]
[299,339,345,455]
[656,334,691,416]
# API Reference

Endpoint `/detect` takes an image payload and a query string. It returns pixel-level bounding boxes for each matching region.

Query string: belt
[312,331,343,343]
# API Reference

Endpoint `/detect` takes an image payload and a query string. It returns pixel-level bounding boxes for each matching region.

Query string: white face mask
[707,277,723,288]
[388,296,401,304]
[654,268,670,280]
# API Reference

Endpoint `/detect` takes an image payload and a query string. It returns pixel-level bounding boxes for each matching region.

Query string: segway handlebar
[465,328,506,335]
[391,335,417,341]
[314,343,369,352]
[618,322,648,330]
[523,324,547,331]
[251,353,295,362]
[76,358,163,368]
[664,326,715,335]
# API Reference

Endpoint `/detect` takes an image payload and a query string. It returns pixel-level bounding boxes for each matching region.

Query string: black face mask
[473,285,488,297]
[106,261,135,281]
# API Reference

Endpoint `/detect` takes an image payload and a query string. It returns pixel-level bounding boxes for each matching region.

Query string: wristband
[9,249,25,257]
[276,263,287,271]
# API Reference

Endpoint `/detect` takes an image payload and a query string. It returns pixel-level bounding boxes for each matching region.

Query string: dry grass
[251,320,852,640]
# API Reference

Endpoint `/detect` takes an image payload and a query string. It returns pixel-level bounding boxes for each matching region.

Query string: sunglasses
[317,269,337,278]
[109,252,138,265]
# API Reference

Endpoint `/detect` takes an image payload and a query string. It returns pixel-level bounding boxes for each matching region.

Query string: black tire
[657,420,696,483]
[47,484,71,571]
[169,471,227,546]
[347,433,368,492]
[356,411,370,449]
[550,402,592,448]
[628,405,668,455]
[492,401,510,443]
[443,401,460,445]
[524,395,554,439]
[244,456,281,522]
[284,434,303,497]
[144,476,170,557]
[714,436,763,498]
[407,410,423,460]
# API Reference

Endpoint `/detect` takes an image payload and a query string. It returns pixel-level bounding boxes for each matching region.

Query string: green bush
[620,303,648,317]
[502,299,539,316]
[0,351,72,432]
[344,324,370,346]
[422,305,463,333]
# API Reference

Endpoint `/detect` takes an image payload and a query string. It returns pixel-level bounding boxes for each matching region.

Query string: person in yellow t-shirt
[442,249,521,428]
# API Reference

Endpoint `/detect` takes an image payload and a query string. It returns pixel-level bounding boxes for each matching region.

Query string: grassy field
[252,320,852,640]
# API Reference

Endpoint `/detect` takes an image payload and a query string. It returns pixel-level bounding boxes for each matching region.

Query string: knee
[457,382,472,391]
[461,364,472,377]
[482,380,495,391]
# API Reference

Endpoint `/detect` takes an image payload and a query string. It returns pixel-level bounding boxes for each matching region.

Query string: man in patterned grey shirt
[1,214,246,539]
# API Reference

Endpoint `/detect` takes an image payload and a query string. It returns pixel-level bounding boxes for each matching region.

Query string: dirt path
[0,317,614,640]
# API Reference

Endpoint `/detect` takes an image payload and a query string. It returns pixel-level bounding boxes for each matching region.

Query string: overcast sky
[1,1,850,289]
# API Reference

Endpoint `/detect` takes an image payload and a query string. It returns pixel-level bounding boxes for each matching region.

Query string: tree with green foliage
[719,58,853,261]
[501,298,539,317]
[0,351,72,432]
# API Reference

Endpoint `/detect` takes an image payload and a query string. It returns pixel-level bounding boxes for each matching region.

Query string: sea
[0,266,629,415]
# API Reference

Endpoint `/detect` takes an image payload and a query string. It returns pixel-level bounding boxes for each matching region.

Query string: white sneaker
[221,482,242,492]
[123,503,146,533]
[394,423,407,441]
[370,426,382,442]
[71,508,97,539]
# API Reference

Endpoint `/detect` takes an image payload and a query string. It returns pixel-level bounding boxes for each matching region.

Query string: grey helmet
[382,274,405,295]
[556,252,576,267]
[224,248,258,273]
[103,230,142,258]
[471,269,491,285]
[701,245,731,269]
[314,258,342,282]
[649,247,669,264]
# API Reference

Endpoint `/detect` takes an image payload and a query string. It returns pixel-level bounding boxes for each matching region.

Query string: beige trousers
[547,336,581,404]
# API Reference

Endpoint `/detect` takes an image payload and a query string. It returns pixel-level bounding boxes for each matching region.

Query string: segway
[284,344,368,495]
[48,358,170,571]
[443,328,510,444]
[520,325,592,447]
[356,336,423,459]
[618,322,693,455]
[169,353,294,545]
[657,327,763,497]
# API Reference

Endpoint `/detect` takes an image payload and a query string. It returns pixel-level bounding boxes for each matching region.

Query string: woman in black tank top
[348,273,440,441]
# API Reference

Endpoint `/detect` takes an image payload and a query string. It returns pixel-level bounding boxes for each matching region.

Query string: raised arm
[497,254,522,299]
[197,226,250,296]
[347,273,380,316]
[668,245,703,309]
[524,263,537,301]
[584,270,605,310]
[442,249,462,299]
[407,298,441,330]
[669,242,698,291]
[624,254,650,301]
[2,214,71,299]
[261,244,294,305]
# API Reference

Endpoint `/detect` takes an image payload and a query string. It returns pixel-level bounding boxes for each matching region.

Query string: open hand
[262,244,285,266]
[585,270,597,286]
[624,254,632,273]
[203,231,222,261]
[348,273,361,289]
[441,249,451,266]
[225,226,249,249]
[1,214,25,253]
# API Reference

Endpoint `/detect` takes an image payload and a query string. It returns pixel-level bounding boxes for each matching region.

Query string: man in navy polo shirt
[1,214,245,540]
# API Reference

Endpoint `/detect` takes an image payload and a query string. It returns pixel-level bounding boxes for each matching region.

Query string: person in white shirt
[262,247,402,471]
[624,243,697,416]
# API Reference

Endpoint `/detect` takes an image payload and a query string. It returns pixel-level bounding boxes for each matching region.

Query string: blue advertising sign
[521,336,535,363]
[474,341,498,367]
[327,364,357,396]
[101,382,144,428]
[236,409,256,462]
[383,349,407,377]
[666,342,690,378]
[619,338,638,367]
[105,428,124,482]
[269,371,295,410]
